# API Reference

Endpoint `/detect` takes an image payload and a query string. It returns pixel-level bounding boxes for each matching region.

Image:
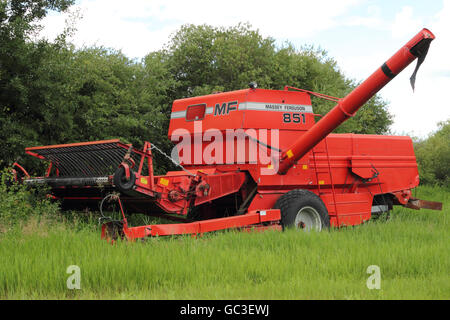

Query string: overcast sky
[40,0,450,139]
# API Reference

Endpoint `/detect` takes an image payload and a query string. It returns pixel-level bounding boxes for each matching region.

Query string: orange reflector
[159,178,169,187]
[287,150,294,159]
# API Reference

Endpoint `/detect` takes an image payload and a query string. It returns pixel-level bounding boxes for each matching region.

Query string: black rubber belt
[381,63,397,79]
[409,38,433,91]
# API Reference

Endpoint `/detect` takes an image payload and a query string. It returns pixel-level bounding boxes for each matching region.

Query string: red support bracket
[120,209,281,240]
[12,162,31,178]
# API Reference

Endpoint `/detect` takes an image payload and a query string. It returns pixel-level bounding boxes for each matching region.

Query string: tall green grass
[0,185,448,300]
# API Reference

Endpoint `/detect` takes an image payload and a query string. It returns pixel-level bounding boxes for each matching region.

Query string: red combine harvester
[18,28,442,240]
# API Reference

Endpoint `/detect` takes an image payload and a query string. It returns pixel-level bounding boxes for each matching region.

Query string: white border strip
[170,111,187,119]
[239,102,313,113]
[171,102,313,119]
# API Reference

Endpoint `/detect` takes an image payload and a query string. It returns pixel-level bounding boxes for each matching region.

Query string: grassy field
[0,185,448,300]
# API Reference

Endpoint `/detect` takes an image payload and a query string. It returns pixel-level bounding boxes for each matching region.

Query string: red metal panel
[321,193,373,227]
[247,193,282,212]
[168,89,249,136]
[242,89,313,130]
[194,171,246,206]
[168,89,313,136]
[169,89,312,166]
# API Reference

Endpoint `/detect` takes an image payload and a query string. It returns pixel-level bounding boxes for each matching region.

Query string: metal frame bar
[116,209,281,240]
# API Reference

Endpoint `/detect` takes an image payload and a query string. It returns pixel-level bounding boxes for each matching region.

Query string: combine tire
[274,189,330,231]
[113,167,136,192]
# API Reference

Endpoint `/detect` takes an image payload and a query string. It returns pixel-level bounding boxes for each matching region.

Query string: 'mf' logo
[214,101,238,116]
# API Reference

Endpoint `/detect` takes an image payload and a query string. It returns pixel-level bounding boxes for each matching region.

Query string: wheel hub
[294,206,322,231]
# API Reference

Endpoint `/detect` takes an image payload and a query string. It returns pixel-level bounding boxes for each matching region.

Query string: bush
[0,169,60,231]
[415,120,450,186]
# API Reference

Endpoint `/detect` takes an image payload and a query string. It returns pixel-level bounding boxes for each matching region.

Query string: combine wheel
[274,189,330,231]
[113,167,136,192]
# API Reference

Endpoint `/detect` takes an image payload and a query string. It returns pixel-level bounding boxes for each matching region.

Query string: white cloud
[343,4,384,28]
[391,6,423,39]
[40,0,361,57]
[385,1,450,138]
[40,1,173,57]
[151,0,361,39]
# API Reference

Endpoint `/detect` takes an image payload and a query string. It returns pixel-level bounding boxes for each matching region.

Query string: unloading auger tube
[278,28,435,175]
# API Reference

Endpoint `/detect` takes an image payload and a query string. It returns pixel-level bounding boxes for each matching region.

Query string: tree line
[0,1,447,185]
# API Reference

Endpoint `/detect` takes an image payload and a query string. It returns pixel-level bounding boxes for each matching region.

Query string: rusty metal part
[405,198,443,211]
[24,176,111,187]
[168,190,182,202]
[101,221,125,242]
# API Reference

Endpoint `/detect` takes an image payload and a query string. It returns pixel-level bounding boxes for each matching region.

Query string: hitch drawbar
[102,204,281,241]
[122,210,282,239]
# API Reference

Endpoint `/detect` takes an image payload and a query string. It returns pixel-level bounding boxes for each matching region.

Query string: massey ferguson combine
[17,28,442,240]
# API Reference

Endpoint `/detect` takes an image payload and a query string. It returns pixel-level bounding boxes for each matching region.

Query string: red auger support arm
[278,28,435,175]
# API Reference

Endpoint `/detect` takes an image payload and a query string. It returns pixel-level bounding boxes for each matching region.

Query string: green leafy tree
[0,0,75,169]
[65,47,173,174]
[414,120,450,186]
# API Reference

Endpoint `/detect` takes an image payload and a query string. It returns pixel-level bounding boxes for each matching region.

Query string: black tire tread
[113,167,136,192]
[274,189,330,230]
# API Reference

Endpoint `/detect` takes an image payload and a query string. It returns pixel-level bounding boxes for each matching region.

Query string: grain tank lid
[168,88,314,136]
[169,88,313,115]
[25,140,143,178]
